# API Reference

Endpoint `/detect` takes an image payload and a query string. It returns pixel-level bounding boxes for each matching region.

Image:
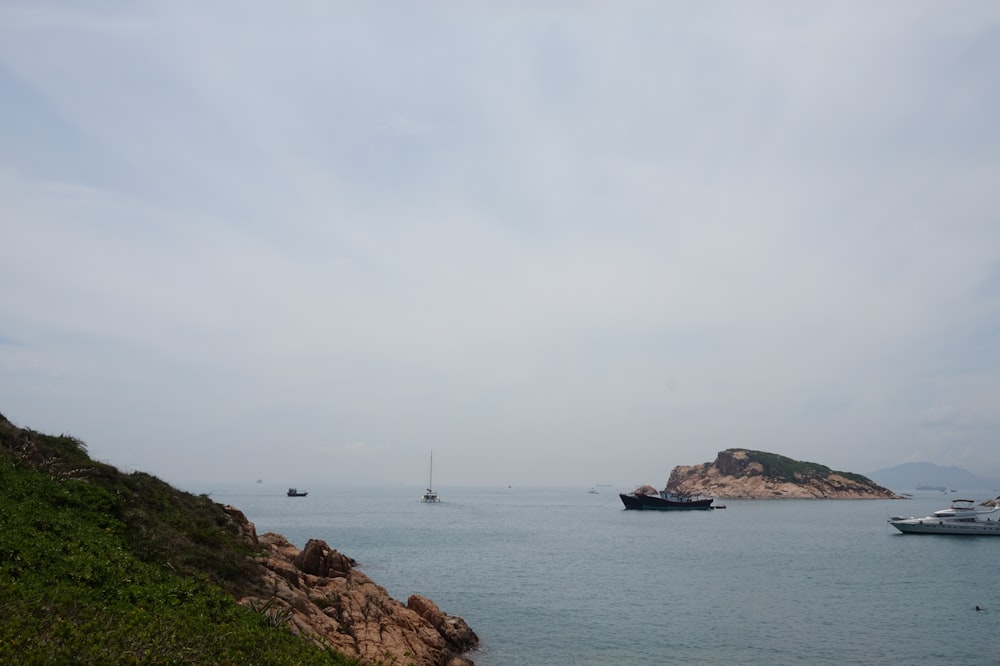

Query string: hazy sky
[2,2,999,490]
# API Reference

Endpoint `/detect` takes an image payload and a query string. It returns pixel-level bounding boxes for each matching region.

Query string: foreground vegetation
[0,412,357,664]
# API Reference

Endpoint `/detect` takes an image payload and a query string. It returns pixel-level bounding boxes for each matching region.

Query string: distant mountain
[868,462,1000,492]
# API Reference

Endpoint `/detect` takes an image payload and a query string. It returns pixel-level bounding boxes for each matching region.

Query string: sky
[2,2,1000,490]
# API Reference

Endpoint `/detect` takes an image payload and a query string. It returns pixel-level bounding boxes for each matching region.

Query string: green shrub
[0,414,358,664]
[743,449,876,485]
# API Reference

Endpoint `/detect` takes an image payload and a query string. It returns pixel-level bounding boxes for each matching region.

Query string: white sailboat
[421,451,440,503]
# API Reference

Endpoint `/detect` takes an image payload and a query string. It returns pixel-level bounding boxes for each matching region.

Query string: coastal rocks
[408,595,480,657]
[226,512,479,666]
[293,538,355,578]
[667,449,900,499]
[221,505,258,546]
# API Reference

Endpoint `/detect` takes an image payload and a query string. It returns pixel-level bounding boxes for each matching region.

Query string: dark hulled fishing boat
[619,489,715,511]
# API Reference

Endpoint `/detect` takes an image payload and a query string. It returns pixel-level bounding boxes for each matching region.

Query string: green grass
[0,413,359,664]
[742,449,877,485]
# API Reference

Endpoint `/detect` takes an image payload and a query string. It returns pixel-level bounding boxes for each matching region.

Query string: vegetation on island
[0,413,358,664]
[741,449,873,485]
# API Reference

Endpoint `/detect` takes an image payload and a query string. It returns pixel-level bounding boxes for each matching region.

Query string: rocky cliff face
[666,449,900,499]
[223,506,479,666]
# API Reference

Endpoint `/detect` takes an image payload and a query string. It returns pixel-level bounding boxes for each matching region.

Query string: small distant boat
[588,488,599,494]
[421,451,440,503]
[889,499,1000,535]
[287,488,308,497]
[620,489,715,511]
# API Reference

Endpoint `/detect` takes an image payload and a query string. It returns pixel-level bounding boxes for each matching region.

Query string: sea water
[193,484,1000,665]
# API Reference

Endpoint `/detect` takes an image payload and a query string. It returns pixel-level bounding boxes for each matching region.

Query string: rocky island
[666,449,900,499]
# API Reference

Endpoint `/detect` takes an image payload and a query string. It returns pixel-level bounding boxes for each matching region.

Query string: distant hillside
[868,462,1000,492]
[668,449,899,499]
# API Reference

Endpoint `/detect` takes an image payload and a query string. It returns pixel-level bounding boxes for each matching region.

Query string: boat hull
[619,493,714,511]
[889,519,1000,536]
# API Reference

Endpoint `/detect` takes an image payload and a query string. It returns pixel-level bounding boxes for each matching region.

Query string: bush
[741,449,878,485]
[0,415,358,665]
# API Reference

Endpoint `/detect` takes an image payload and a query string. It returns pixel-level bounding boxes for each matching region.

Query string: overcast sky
[2,2,999,490]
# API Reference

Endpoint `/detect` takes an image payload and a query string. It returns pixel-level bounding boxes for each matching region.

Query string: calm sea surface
[192,484,1000,666]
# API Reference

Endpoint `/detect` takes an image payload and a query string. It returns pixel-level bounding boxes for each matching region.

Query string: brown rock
[293,539,356,578]
[222,505,258,546]
[236,529,478,666]
[408,595,479,656]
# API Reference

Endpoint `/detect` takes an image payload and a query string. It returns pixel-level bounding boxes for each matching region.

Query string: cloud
[318,442,383,459]
[2,2,1000,485]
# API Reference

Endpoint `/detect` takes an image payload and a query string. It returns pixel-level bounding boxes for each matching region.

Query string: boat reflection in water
[889,499,1000,535]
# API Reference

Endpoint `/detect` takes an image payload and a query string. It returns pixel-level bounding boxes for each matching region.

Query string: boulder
[239,532,479,666]
[293,539,355,578]
[222,505,259,546]
[408,595,479,657]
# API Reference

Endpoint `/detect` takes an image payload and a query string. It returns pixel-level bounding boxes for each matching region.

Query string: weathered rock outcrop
[226,507,478,666]
[666,449,900,499]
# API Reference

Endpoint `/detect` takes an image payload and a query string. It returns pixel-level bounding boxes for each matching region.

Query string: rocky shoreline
[224,506,479,666]
[0,410,476,666]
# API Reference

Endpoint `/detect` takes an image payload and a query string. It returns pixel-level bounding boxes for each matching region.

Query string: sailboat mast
[421,450,440,502]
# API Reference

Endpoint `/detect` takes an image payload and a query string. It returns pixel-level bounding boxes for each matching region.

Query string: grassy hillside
[0,413,357,664]
[743,449,873,485]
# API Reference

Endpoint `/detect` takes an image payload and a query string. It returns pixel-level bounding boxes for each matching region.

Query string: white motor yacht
[889,499,1000,535]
